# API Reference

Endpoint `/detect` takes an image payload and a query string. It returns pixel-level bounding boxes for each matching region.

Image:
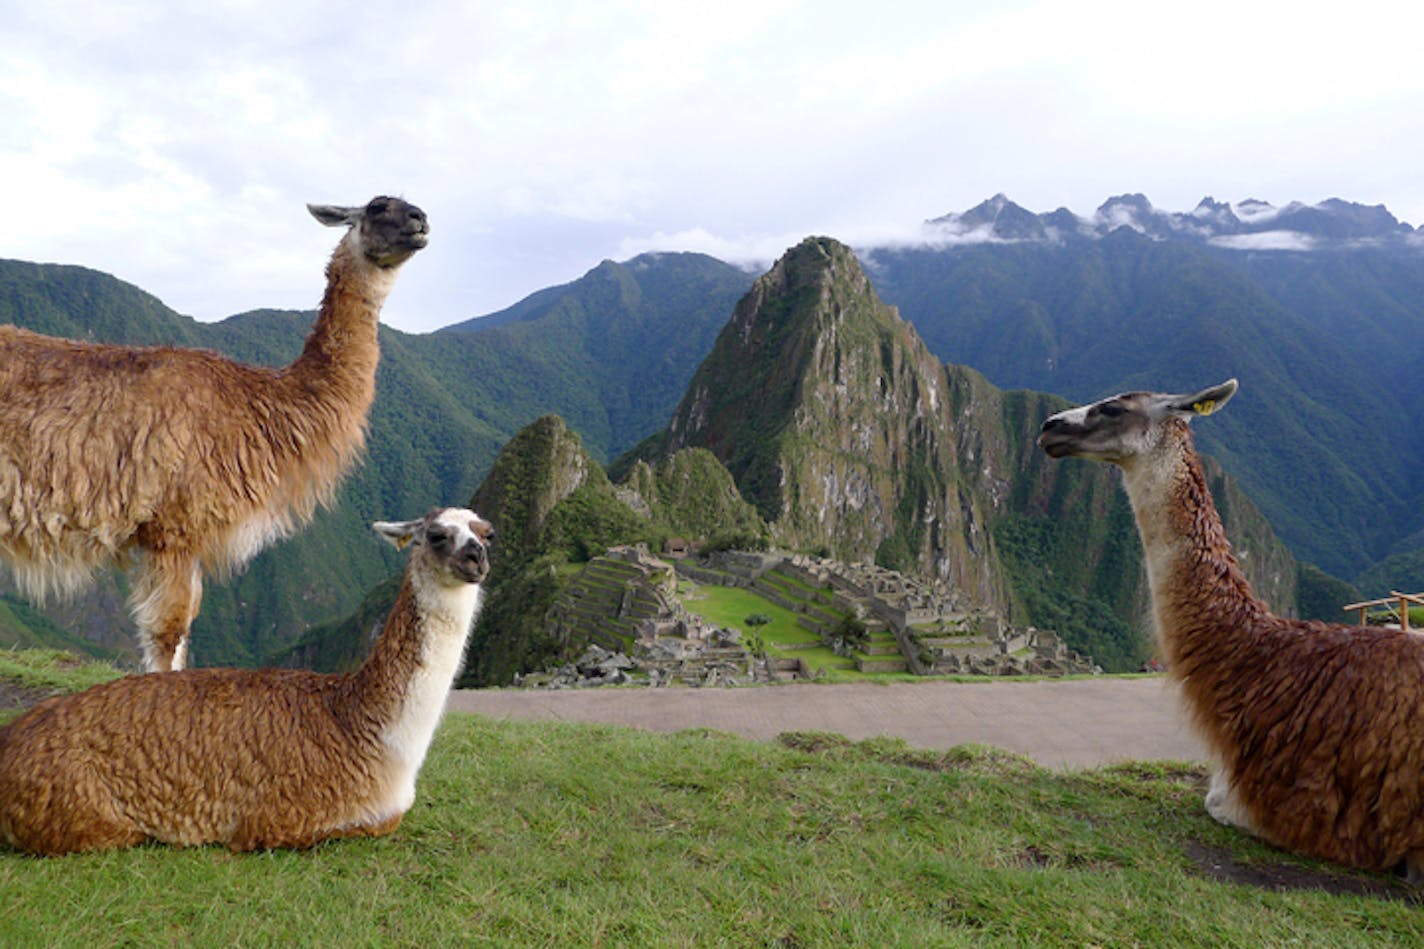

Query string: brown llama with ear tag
[1041,379,1424,881]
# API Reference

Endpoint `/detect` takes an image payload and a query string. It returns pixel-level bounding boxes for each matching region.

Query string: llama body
[0,507,489,855]
[0,196,428,671]
[1040,380,1424,879]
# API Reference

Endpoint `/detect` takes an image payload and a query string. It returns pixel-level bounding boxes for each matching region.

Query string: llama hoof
[1204,768,1254,831]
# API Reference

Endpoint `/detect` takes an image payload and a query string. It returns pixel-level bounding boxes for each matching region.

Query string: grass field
[677,582,866,677]
[4,653,1423,945]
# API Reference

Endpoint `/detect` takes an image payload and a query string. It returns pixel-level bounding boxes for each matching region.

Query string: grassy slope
[678,582,857,676]
[2,653,1420,944]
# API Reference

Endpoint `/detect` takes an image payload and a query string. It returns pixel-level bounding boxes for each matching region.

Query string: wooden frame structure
[1343,591,1424,631]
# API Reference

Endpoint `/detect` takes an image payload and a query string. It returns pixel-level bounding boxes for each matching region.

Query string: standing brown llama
[0,507,491,854]
[0,196,427,671]
[1039,380,1424,881]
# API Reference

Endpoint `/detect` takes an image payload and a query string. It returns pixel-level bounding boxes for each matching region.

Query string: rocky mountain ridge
[926,193,1421,251]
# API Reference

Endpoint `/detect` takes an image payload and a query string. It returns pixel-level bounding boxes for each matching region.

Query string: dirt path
[447,676,1206,770]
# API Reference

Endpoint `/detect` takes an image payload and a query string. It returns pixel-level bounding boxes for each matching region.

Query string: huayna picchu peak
[650,236,1005,601]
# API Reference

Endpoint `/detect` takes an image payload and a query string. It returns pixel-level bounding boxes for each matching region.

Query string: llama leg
[0,779,148,854]
[131,551,202,672]
[1204,766,1256,833]
[1404,849,1424,886]
[227,812,404,852]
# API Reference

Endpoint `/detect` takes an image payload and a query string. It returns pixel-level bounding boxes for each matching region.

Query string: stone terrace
[533,546,1097,688]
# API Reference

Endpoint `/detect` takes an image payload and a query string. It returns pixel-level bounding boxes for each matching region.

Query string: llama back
[1192,618,1424,871]
[0,328,365,585]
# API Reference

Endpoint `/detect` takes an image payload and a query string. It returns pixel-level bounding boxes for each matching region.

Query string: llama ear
[1170,379,1238,418]
[372,518,423,550]
[308,203,363,228]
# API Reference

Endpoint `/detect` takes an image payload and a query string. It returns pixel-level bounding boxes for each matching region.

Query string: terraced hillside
[547,548,677,651]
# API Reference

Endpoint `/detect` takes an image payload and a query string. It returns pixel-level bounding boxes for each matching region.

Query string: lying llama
[1039,380,1424,880]
[0,507,491,854]
[0,196,428,671]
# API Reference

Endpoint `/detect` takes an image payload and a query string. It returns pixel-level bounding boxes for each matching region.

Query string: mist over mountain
[921,193,1419,251]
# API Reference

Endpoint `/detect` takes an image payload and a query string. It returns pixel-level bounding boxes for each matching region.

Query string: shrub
[823,614,869,657]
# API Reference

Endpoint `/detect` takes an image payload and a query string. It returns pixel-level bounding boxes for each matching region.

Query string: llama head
[308,196,429,268]
[1038,379,1238,465]
[373,508,495,586]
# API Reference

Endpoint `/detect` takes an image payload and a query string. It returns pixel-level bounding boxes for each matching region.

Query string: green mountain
[438,253,754,459]
[862,210,1423,584]
[0,226,1373,672]
[459,416,766,686]
[283,413,767,684]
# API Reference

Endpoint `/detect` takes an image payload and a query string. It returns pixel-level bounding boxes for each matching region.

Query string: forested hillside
[860,195,1424,584]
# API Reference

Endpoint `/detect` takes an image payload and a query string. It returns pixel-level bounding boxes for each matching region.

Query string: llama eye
[427,529,450,548]
[1098,403,1126,419]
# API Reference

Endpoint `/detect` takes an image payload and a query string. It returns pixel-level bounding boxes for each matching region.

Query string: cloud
[616,228,799,268]
[1230,200,1281,226]
[4,0,1424,333]
[1208,231,1317,252]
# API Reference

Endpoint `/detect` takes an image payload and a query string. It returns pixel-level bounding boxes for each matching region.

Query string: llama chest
[375,585,480,799]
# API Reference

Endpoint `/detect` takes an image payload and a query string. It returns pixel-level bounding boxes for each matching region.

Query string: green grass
[1,711,1419,944]
[0,647,125,692]
[679,583,820,646]
[2,652,1421,944]
[678,583,879,677]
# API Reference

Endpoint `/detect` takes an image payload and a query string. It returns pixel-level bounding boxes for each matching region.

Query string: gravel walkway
[446,676,1206,770]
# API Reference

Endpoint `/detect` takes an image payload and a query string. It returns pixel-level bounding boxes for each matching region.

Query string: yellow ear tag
[394,534,414,550]
[1193,399,1216,416]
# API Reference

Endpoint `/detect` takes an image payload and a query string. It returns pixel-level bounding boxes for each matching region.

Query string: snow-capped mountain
[924,194,1420,251]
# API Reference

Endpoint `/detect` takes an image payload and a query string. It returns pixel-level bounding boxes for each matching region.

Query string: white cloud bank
[2,0,1423,331]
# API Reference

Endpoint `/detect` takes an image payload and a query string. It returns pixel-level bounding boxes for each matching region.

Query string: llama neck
[348,568,481,769]
[1119,423,1268,671]
[286,235,395,410]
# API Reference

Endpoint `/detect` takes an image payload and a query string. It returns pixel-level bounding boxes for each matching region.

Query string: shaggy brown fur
[1040,381,1424,881]
[0,508,491,855]
[0,197,428,671]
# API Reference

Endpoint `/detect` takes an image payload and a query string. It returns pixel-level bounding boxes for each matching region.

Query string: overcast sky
[4,0,1422,333]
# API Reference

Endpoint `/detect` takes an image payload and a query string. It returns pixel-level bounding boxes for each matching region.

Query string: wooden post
[1390,592,1424,633]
